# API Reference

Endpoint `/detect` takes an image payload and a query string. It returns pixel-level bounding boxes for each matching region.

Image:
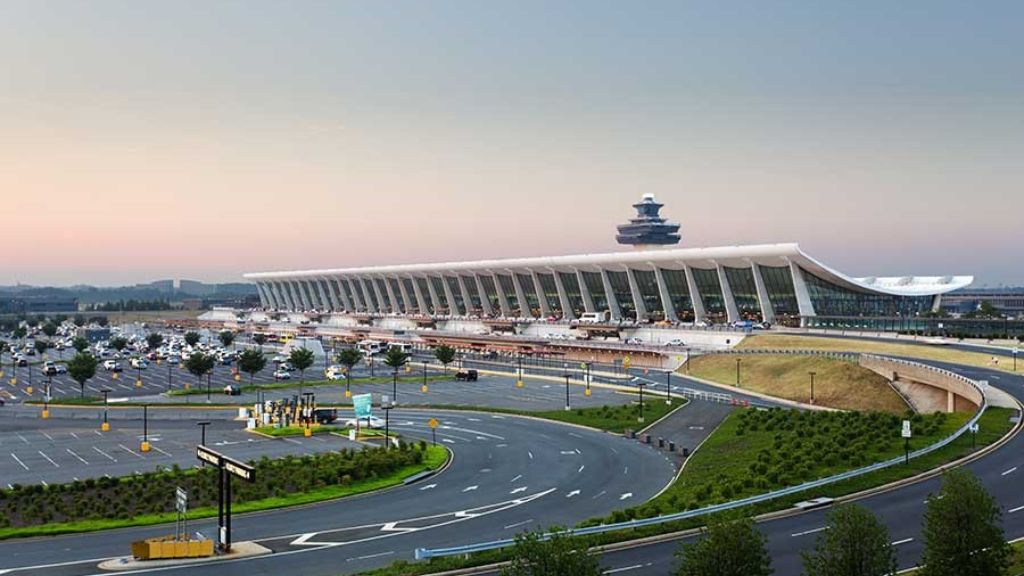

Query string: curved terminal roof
[245,243,972,297]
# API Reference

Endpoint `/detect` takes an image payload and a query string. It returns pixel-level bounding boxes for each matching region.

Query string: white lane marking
[350,551,393,561]
[619,492,633,501]
[1002,467,1017,476]
[566,490,581,498]
[119,444,145,459]
[509,474,522,483]
[624,466,629,475]
[528,451,533,459]
[442,438,455,444]
[892,538,914,546]
[592,490,607,499]
[38,451,59,468]
[606,564,649,574]
[151,445,173,458]
[10,453,28,471]
[66,448,89,465]
[568,432,582,438]
[1009,504,1024,514]
[42,432,54,441]
[419,484,437,491]
[577,465,585,473]
[70,432,79,439]
[510,486,528,495]
[503,519,534,530]
[16,434,29,444]
[792,527,829,537]
[92,446,117,462]
[462,485,478,492]
[560,450,577,455]
[290,532,319,546]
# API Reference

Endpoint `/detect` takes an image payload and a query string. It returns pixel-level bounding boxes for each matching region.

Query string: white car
[625,337,644,345]
[343,416,385,429]
[102,360,122,372]
[131,358,149,369]
[664,338,686,347]
[324,366,345,380]
[273,369,291,380]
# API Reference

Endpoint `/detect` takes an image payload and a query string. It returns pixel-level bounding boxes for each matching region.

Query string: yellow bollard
[0,370,4,378]
[184,382,190,390]
[41,409,49,419]
[136,380,143,388]
[345,389,352,398]
[303,427,312,438]
[234,373,241,382]
[10,377,17,386]
[101,422,110,432]
[421,384,428,393]
[112,372,120,381]
[26,386,33,395]
[516,380,524,388]
[585,388,592,397]
[140,441,151,452]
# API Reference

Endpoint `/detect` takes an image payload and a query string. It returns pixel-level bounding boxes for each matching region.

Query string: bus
[387,342,414,354]
[358,340,384,356]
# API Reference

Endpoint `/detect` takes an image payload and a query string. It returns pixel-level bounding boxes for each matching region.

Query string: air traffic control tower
[615,194,681,249]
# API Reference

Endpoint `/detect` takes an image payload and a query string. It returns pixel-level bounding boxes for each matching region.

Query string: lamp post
[197,421,210,446]
[421,360,428,393]
[206,371,212,402]
[516,351,524,388]
[665,370,672,405]
[100,388,111,432]
[808,371,816,404]
[42,380,50,419]
[136,361,143,389]
[637,381,646,423]
[1014,348,1018,372]
[563,371,571,411]
[735,358,742,386]
[140,405,151,452]
[584,362,591,397]
[167,361,173,392]
[382,395,394,450]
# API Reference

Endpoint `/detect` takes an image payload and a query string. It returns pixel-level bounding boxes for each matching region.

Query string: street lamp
[42,380,50,419]
[735,358,742,386]
[100,388,111,432]
[665,370,672,405]
[584,362,591,397]
[140,405,151,452]
[637,381,646,423]
[381,394,394,450]
[197,421,211,446]
[564,372,571,412]
[516,351,524,388]
[136,361,143,389]
[808,371,816,404]
[421,360,428,393]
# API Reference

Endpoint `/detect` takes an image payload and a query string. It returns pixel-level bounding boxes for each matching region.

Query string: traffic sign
[428,418,439,429]
[352,393,373,419]
[901,420,912,438]
[175,487,188,513]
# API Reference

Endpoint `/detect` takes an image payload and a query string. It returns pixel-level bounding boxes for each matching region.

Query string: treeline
[84,299,175,312]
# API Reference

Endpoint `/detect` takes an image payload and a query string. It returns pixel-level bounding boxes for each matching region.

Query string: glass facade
[724,267,762,321]
[414,278,433,314]
[479,275,502,314]
[659,268,694,321]
[401,278,419,313]
[692,268,726,320]
[760,266,798,322]
[558,272,586,317]
[445,276,465,315]
[372,278,391,312]
[581,271,608,312]
[516,273,541,317]
[802,268,935,317]
[429,276,449,314]
[387,278,405,313]
[632,269,664,321]
[362,279,382,311]
[606,270,636,320]
[461,276,483,314]
[496,274,519,314]
[350,280,368,310]
[535,273,562,318]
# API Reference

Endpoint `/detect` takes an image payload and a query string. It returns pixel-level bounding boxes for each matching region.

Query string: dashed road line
[38,451,59,468]
[10,453,28,471]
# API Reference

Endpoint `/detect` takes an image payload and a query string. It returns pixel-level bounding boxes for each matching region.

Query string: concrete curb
[97,541,271,571]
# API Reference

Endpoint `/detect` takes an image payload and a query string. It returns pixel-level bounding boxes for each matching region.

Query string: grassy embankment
[687,353,908,413]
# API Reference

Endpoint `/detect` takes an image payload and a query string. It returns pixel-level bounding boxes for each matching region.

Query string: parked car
[343,415,385,429]
[223,384,241,396]
[273,369,291,380]
[130,358,149,369]
[102,360,123,372]
[324,366,345,380]
[313,408,338,424]
[454,369,478,382]
[625,337,644,345]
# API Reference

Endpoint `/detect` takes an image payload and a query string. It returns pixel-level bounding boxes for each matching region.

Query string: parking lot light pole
[564,372,571,411]
[665,370,672,405]
[516,352,524,388]
[100,388,111,432]
[421,360,428,393]
[42,380,50,419]
[198,421,210,447]
[637,381,646,423]
[585,362,591,397]
[382,396,394,450]
[808,371,816,404]
[140,405,151,452]
[735,358,742,386]
[136,362,143,388]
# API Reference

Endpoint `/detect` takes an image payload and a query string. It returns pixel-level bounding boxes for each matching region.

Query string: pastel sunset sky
[2,1,1021,287]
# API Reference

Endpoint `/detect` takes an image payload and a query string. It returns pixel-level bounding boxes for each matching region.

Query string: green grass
[0,445,448,540]
[252,425,336,437]
[167,374,449,396]
[688,354,907,413]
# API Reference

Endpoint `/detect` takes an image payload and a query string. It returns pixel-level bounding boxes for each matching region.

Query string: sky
[1,1,1021,287]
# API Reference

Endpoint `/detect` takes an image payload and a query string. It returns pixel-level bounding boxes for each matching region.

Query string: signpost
[174,487,189,542]
[352,393,373,437]
[969,422,979,448]
[428,417,439,446]
[196,445,255,551]
[901,420,912,464]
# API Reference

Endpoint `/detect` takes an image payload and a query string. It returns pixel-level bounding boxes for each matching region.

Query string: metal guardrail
[414,355,989,561]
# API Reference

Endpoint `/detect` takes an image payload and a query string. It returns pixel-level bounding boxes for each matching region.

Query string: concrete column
[530,271,552,317]
[931,295,943,313]
[625,268,647,321]
[285,281,303,311]
[397,277,415,314]
[683,265,707,323]
[551,269,576,320]
[384,277,402,314]
[270,281,288,310]
[474,275,494,316]
[346,279,365,312]
[509,272,532,318]
[370,278,389,313]
[320,277,340,312]
[334,278,353,312]
[312,279,330,312]
[653,267,679,322]
[575,269,596,314]
[424,275,443,315]
[716,264,741,323]
[788,261,816,324]
[457,275,475,316]
[490,273,512,317]
[267,282,283,309]
[599,269,622,321]
[441,276,460,316]
[750,263,775,324]
[410,276,429,314]
[254,283,270,308]
[301,280,317,311]
[358,278,377,313]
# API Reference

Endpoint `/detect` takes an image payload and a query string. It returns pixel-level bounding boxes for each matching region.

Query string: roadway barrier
[414,355,989,561]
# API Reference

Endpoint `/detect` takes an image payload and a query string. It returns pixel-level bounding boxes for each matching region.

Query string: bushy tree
[184,352,216,392]
[803,504,896,576]
[252,333,267,350]
[108,336,128,353]
[501,530,601,576]
[184,331,201,347]
[335,348,362,397]
[238,349,266,386]
[920,469,1010,576]
[33,340,48,356]
[41,323,58,339]
[676,515,772,576]
[72,314,86,327]
[68,352,98,399]
[434,345,456,374]
[383,347,410,403]
[218,331,235,348]
[288,347,315,390]
[72,336,90,353]
[145,333,164,351]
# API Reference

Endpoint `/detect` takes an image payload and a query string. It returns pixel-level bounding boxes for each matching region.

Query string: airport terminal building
[244,196,972,329]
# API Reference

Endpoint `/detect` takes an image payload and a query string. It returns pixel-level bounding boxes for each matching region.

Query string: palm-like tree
[434,345,456,374]
[335,348,362,398]
[288,347,315,395]
[383,347,410,405]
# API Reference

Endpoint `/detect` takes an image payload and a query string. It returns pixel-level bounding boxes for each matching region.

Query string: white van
[358,340,384,356]
[578,311,611,323]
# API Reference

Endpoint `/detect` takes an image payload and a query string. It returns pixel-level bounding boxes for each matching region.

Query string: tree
[920,469,1011,576]
[288,347,315,392]
[41,323,58,339]
[93,316,109,327]
[237,349,267,387]
[108,336,128,353]
[434,345,457,374]
[218,331,235,349]
[675,515,773,576]
[146,333,164,351]
[501,530,602,576]
[72,337,90,353]
[383,346,410,403]
[184,331,201,347]
[33,340,48,356]
[12,326,27,341]
[184,352,216,397]
[67,352,98,399]
[802,504,897,576]
[252,333,267,350]
[72,314,86,327]
[335,348,362,397]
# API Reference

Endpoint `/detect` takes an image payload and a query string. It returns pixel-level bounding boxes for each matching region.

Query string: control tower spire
[615,194,681,249]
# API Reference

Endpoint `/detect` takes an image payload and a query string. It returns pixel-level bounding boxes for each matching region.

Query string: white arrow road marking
[510,486,528,494]
[619,492,633,501]
[380,522,415,533]
[290,533,320,546]
[463,485,478,492]
[419,484,437,491]
[566,490,581,498]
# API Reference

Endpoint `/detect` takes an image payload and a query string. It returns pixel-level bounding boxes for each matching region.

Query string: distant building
[615,194,681,248]
[941,289,1024,318]
[0,293,78,314]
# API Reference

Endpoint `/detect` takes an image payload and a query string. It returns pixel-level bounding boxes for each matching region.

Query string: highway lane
[0,409,678,576]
